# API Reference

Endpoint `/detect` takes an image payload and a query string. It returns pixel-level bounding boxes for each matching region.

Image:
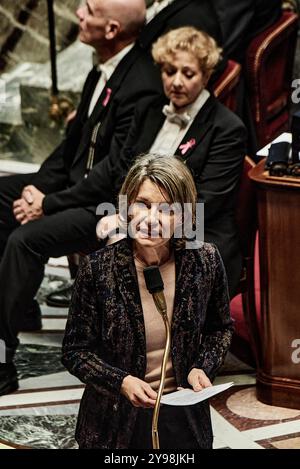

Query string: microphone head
[143,266,164,294]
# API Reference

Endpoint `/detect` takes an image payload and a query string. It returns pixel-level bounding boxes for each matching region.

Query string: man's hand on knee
[13,185,45,225]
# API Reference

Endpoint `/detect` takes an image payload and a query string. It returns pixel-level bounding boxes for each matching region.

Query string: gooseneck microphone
[144,266,167,316]
[143,266,171,450]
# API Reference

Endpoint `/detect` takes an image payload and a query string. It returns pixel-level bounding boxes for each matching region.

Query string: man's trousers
[0,174,100,361]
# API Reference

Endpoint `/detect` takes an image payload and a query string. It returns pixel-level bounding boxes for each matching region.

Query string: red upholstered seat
[246,11,299,148]
[212,59,242,113]
[230,156,261,367]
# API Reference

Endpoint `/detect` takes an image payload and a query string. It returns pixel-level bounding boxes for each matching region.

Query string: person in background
[213,0,283,155]
[213,0,282,64]
[142,0,282,64]
[141,0,226,82]
[141,0,282,156]
[62,154,233,449]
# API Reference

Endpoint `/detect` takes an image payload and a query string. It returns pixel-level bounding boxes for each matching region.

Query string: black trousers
[0,173,100,361]
[129,404,211,450]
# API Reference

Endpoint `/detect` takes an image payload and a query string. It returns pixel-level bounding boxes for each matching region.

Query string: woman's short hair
[152,26,222,79]
[119,154,198,248]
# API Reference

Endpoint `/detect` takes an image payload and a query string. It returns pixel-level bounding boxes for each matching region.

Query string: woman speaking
[62,154,233,449]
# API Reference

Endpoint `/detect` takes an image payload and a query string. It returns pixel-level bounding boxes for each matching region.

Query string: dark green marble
[15,344,65,380]
[0,415,77,449]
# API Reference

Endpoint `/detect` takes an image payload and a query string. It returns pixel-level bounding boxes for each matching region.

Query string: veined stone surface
[0,0,79,72]
[0,40,92,125]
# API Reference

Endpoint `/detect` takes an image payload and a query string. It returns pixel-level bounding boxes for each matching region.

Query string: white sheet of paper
[256,132,292,157]
[160,382,234,406]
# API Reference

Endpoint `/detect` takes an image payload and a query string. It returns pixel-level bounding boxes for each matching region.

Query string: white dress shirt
[146,0,176,23]
[150,89,210,156]
[88,43,135,117]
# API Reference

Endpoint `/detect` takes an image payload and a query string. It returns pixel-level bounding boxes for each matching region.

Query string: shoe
[0,363,19,396]
[46,285,73,308]
[19,300,42,332]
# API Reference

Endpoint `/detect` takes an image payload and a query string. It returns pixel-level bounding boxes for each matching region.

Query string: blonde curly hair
[152,26,222,80]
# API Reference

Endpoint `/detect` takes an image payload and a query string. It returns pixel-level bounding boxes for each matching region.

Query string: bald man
[0,0,162,395]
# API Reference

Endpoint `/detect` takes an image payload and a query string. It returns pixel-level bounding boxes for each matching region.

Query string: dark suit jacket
[116,94,247,297]
[31,44,162,214]
[62,238,233,449]
[214,0,282,62]
[140,0,226,83]
[140,0,223,48]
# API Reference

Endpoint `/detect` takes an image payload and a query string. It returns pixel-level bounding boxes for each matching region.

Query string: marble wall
[0,0,79,72]
[0,1,93,163]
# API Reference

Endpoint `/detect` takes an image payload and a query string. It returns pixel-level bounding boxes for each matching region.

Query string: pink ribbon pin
[179,138,196,155]
[102,88,112,107]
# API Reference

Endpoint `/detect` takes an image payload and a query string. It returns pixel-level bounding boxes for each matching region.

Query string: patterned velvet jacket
[62,238,233,449]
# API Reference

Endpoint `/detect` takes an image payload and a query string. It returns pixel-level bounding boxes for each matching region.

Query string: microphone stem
[151,293,171,450]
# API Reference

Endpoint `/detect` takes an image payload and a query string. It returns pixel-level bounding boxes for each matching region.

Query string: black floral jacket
[62,238,233,449]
